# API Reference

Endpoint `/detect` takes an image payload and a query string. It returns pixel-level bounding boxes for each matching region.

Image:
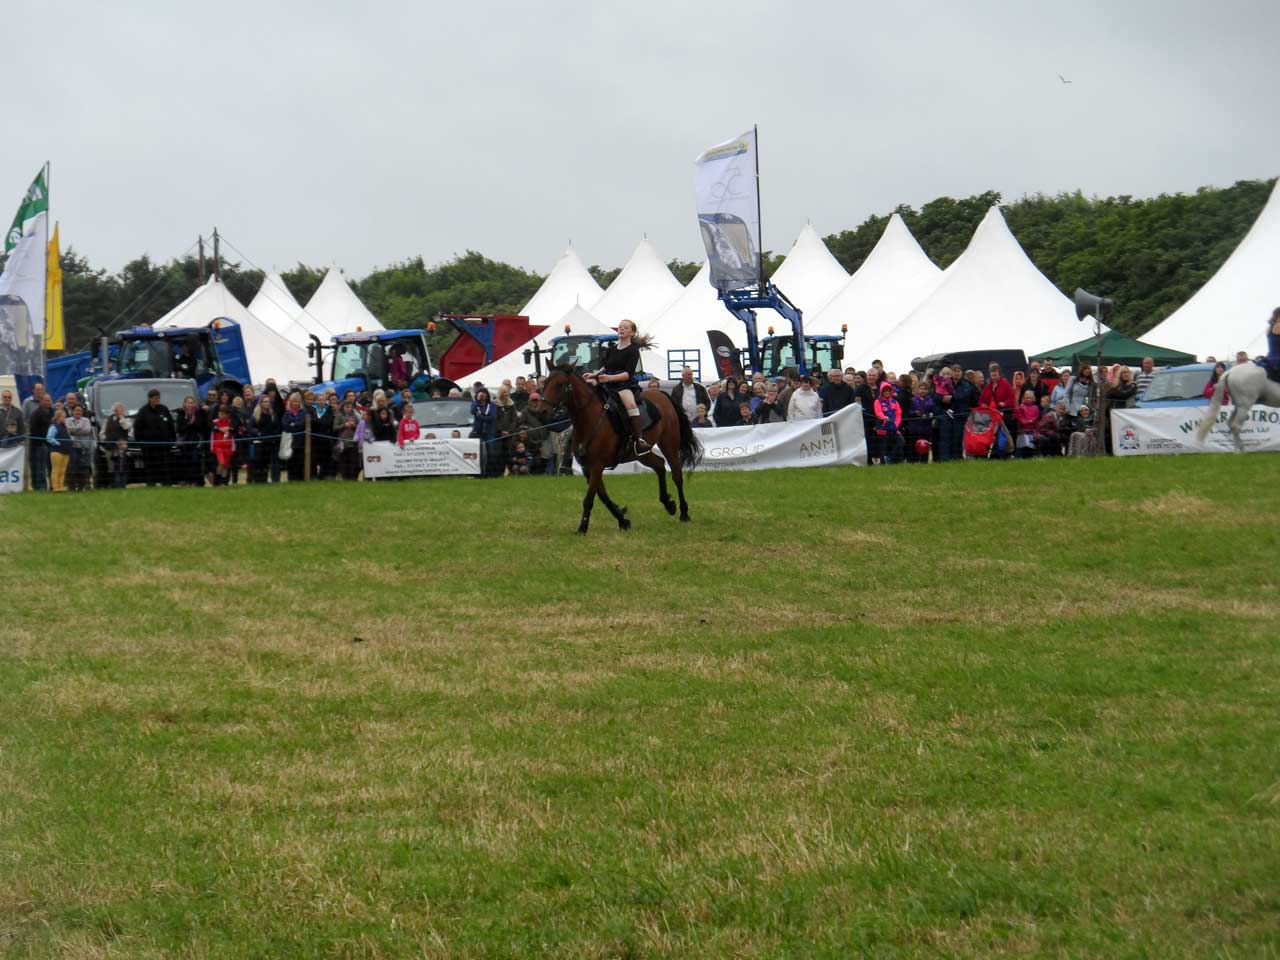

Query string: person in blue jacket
[470,388,497,476]
[1266,306,1280,381]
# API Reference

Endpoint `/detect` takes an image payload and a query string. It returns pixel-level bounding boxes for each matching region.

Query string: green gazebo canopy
[1038,330,1197,368]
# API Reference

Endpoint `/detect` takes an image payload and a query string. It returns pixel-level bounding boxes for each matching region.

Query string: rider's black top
[602,340,642,389]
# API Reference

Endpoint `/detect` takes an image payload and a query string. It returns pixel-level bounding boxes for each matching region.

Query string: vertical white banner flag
[0,167,48,382]
[694,130,761,292]
[0,444,24,494]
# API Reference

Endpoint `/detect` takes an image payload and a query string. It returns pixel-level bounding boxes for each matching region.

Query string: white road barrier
[1111,405,1280,455]
[362,439,482,477]
[576,403,867,474]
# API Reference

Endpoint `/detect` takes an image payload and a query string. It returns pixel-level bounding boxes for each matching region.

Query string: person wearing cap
[133,388,176,486]
[0,387,24,450]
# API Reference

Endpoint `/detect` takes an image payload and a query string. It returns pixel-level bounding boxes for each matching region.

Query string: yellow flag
[45,222,63,350]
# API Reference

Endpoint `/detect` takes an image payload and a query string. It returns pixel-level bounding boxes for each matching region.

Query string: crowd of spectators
[0,350,1236,492]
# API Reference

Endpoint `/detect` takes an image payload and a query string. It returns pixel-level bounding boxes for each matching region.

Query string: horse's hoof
[679,513,691,523]
[663,499,677,516]
[576,525,589,536]
[618,518,631,531]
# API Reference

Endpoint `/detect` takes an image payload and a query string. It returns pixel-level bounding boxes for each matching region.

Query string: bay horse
[535,368,702,534]
[1195,362,1280,450]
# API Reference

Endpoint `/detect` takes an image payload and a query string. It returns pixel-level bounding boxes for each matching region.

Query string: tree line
[19,177,1275,356]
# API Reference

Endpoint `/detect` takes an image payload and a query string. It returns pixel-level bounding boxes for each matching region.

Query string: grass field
[1,455,1278,959]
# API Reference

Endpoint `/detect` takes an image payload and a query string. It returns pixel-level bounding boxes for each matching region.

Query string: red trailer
[435,314,547,383]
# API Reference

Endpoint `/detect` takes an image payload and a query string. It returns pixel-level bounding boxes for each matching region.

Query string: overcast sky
[5,0,1277,280]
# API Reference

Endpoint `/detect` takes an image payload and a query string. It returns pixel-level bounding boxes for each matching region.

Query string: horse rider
[1267,306,1280,382]
[585,318,652,456]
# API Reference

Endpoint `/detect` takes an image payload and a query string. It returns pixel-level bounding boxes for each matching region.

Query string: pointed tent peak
[769,222,849,314]
[518,245,605,327]
[304,266,383,333]
[249,272,305,338]
[860,212,936,269]
[589,237,683,327]
[806,215,942,340]
[1144,177,1280,358]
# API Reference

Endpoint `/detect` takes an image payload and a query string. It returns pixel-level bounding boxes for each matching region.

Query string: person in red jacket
[210,405,235,486]
[980,362,1017,441]
[397,403,420,447]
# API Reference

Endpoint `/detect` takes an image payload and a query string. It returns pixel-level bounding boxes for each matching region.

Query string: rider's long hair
[618,319,656,351]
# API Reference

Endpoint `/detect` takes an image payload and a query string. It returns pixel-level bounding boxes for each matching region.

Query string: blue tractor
[93,323,252,398]
[717,282,845,378]
[44,321,253,405]
[308,329,459,400]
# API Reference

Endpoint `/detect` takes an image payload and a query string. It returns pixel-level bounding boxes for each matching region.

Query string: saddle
[596,386,659,435]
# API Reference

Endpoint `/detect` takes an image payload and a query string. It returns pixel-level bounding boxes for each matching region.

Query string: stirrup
[632,437,652,455]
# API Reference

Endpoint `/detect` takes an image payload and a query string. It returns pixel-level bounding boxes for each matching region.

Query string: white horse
[1195,363,1280,450]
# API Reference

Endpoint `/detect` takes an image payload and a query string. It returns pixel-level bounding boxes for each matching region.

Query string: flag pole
[41,161,50,372]
[754,123,763,293]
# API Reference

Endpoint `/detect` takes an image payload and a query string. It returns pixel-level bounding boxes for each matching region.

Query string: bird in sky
[1058,74,1073,84]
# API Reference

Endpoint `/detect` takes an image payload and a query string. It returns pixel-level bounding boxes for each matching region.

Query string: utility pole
[212,228,221,282]
[197,236,206,283]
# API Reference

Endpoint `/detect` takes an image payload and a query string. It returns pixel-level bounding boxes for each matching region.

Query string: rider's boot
[627,409,652,455]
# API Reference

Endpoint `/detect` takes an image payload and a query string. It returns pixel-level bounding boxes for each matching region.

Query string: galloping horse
[1195,362,1280,450]
[536,367,702,534]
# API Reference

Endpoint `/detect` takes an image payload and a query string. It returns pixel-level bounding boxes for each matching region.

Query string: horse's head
[539,365,578,411]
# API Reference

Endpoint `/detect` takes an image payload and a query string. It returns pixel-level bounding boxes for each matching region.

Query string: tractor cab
[757,328,845,379]
[314,330,458,401]
[99,324,247,398]
[549,332,619,371]
[116,329,212,380]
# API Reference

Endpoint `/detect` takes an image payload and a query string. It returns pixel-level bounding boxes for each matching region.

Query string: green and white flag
[0,165,50,361]
[5,166,48,253]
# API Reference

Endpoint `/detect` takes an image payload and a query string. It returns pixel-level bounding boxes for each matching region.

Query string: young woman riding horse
[585,319,651,455]
[535,325,702,535]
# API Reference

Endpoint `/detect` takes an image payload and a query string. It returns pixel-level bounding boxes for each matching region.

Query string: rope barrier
[7,416,576,449]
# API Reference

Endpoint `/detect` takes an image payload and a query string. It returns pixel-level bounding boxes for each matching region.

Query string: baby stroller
[963,406,1011,459]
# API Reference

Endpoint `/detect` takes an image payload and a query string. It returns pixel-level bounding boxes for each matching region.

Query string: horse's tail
[671,400,703,472]
[1195,372,1228,444]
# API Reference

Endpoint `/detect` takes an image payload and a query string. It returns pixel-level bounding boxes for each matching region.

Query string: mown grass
[0,455,1277,959]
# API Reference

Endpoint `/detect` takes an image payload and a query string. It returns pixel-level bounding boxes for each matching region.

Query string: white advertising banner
[576,403,867,475]
[0,444,24,494]
[1111,405,1280,455]
[362,439,482,478]
[694,129,762,292]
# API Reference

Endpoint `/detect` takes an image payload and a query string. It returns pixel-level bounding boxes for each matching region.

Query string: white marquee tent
[643,261,745,382]
[1144,178,1279,360]
[248,272,302,336]
[588,238,683,330]
[519,246,605,333]
[862,206,1098,371]
[466,302,615,389]
[249,272,332,348]
[807,214,943,362]
[768,223,849,316]
[304,268,384,334]
[154,277,314,384]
